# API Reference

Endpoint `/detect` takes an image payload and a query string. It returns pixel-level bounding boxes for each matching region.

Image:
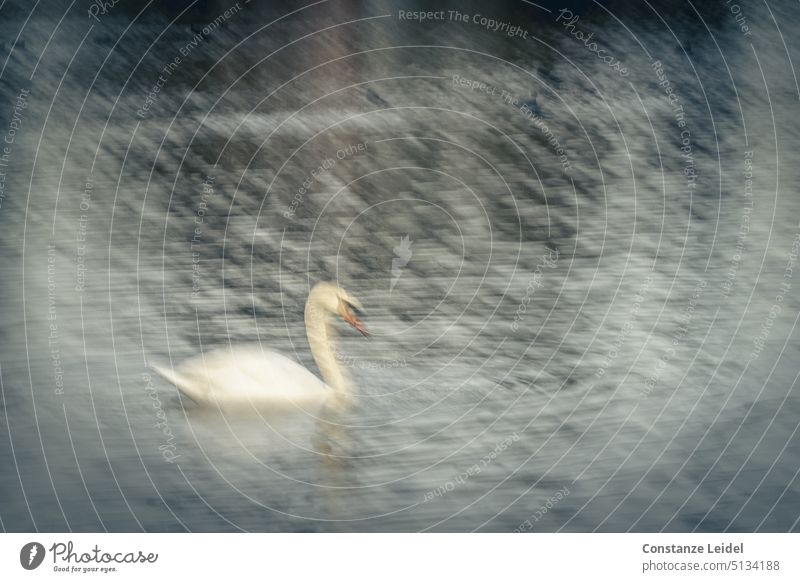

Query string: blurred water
[1,0,799,531]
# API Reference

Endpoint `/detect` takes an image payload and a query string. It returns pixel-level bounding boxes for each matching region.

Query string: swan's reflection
[312,393,358,526]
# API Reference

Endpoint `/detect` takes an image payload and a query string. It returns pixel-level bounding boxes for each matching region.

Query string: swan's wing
[165,346,330,407]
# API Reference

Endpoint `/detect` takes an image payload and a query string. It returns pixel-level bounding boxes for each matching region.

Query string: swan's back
[153,345,330,411]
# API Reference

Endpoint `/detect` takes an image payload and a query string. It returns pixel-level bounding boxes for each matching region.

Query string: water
[1,0,799,532]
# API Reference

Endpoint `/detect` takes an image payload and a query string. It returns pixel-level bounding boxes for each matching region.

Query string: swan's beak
[340,296,369,336]
[345,311,369,336]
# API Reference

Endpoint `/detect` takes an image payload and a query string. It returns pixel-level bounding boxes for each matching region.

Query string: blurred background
[0,0,799,531]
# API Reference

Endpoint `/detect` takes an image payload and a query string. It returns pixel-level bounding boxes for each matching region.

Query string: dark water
[1,0,799,532]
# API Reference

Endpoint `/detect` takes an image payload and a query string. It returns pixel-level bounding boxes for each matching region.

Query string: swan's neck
[305,299,350,395]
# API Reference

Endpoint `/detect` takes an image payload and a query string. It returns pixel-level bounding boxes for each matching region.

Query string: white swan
[152,282,368,411]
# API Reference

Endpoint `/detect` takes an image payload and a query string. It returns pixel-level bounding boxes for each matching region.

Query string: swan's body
[153,282,367,411]
[152,347,331,410]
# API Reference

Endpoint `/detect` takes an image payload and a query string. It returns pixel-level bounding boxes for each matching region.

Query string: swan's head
[306,282,369,336]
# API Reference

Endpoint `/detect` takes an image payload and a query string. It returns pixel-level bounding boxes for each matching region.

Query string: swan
[152,282,368,411]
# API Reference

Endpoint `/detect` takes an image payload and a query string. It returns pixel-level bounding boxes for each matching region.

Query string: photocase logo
[390,235,413,293]
[20,542,45,570]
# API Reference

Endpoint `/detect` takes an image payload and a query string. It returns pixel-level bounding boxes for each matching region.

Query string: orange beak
[344,310,369,336]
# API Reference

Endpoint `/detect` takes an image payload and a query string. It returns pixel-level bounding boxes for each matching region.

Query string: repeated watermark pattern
[0,88,30,211]
[724,0,753,37]
[451,74,572,172]
[511,247,559,331]
[556,9,628,76]
[190,175,215,300]
[642,279,707,396]
[422,433,519,502]
[750,227,799,361]
[652,59,697,200]
[595,276,653,379]
[398,10,529,38]
[514,486,571,531]
[137,3,243,118]
[284,141,368,219]
[74,174,93,294]
[87,0,121,22]
[509,94,572,173]
[142,373,180,463]
[47,244,64,396]
[722,150,754,298]
[334,350,407,370]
